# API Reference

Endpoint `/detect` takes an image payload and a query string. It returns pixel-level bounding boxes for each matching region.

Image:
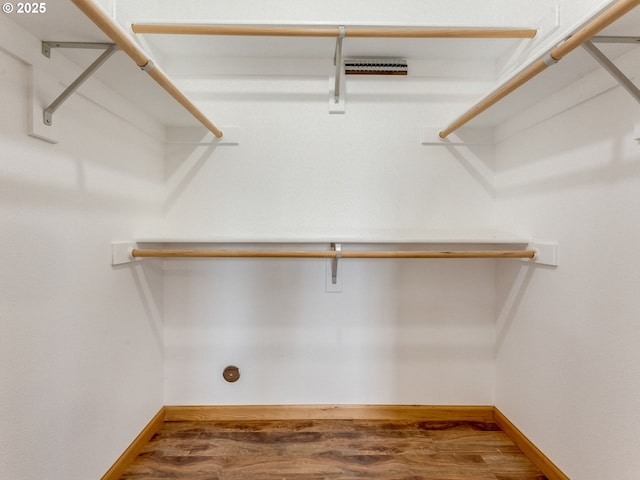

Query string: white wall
[0,17,165,480]
[494,63,640,479]
[163,252,497,405]
[163,84,497,240]
[161,35,502,405]
[158,0,623,409]
[3,0,637,477]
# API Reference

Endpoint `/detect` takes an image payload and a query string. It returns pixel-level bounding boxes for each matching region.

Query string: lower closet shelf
[111,240,558,266]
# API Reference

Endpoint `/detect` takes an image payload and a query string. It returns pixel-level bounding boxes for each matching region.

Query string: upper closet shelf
[67,0,640,142]
[70,0,223,138]
[131,232,531,245]
[439,0,640,138]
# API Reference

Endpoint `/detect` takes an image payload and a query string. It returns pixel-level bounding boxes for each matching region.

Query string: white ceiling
[7,2,640,129]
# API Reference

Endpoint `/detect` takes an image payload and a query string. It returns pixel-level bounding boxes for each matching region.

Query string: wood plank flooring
[119,420,548,480]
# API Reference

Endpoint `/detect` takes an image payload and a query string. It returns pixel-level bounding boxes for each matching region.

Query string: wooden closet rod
[130,248,536,259]
[439,0,640,138]
[130,24,537,39]
[70,0,223,138]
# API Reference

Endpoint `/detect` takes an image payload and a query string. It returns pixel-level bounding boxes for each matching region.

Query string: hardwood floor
[119,419,548,480]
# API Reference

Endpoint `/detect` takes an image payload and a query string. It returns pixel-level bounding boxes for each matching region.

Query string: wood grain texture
[493,408,569,480]
[131,24,537,39]
[71,0,148,66]
[101,407,166,480]
[439,58,549,138]
[163,405,496,422]
[119,419,548,479]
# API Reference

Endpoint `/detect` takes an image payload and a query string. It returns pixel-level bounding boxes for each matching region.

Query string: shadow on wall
[495,89,640,198]
[495,145,640,199]
[388,258,497,403]
[494,261,558,354]
[164,140,219,213]
[443,144,496,197]
[161,255,502,404]
[332,257,495,404]
[110,260,164,357]
[495,263,536,353]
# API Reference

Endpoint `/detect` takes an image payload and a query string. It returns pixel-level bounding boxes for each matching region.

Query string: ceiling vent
[344,58,408,76]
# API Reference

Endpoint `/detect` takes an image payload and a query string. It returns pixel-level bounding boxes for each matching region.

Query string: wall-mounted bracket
[41,41,115,58]
[333,27,345,103]
[112,243,140,266]
[522,241,559,267]
[590,36,640,44]
[326,243,343,292]
[331,243,341,284]
[41,41,118,126]
[583,38,640,105]
[329,27,346,114]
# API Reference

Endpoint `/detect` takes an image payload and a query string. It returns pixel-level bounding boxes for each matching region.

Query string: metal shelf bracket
[584,37,640,105]
[330,243,342,285]
[329,27,346,114]
[41,41,118,126]
[333,27,345,104]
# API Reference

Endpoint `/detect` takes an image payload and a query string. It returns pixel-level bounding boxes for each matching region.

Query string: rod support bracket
[582,40,640,105]
[112,243,141,265]
[330,27,346,113]
[326,242,343,292]
[330,243,342,285]
[41,42,118,126]
[41,41,115,59]
[522,241,559,267]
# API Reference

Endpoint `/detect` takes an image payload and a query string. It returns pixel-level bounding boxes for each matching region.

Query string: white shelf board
[133,235,532,245]
[114,237,558,267]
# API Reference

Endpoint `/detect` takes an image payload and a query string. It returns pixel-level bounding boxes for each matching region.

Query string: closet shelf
[129,248,535,260]
[439,0,640,138]
[131,233,531,245]
[58,0,639,138]
[112,239,558,267]
[70,0,223,138]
